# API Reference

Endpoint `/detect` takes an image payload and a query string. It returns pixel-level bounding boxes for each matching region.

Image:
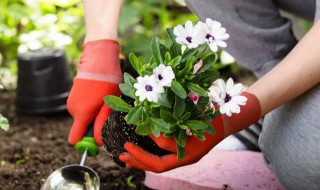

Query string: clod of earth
[102,96,171,167]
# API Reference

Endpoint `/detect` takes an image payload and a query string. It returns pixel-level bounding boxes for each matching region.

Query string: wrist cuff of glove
[222,92,261,137]
[76,39,123,84]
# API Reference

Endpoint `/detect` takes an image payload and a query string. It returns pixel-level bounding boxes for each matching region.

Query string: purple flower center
[206,34,215,40]
[158,74,163,80]
[186,36,192,43]
[145,85,153,92]
[224,93,232,103]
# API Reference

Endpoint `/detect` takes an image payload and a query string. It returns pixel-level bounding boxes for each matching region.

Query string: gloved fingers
[94,104,112,146]
[119,153,151,171]
[149,134,177,153]
[68,119,92,145]
[123,142,181,173]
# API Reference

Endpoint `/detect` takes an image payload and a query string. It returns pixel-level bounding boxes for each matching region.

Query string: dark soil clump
[102,96,171,167]
[0,91,149,190]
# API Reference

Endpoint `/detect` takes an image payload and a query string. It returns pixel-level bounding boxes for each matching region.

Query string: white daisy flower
[134,75,164,103]
[153,64,175,87]
[173,21,204,49]
[197,18,230,52]
[208,78,247,116]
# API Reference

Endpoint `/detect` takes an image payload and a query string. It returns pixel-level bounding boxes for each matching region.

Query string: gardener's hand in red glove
[67,40,123,146]
[119,92,261,173]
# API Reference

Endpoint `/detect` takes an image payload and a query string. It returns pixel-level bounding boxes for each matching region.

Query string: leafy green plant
[0,0,84,85]
[0,0,197,90]
[105,27,220,161]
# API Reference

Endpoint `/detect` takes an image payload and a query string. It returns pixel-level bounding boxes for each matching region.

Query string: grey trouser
[185,0,320,189]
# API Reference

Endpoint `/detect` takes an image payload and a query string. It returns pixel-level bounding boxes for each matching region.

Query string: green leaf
[186,82,208,97]
[151,37,164,65]
[124,73,137,85]
[120,73,137,98]
[150,117,171,135]
[129,53,142,75]
[178,124,189,130]
[119,84,135,99]
[198,69,220,88]
[177,56,195,77]
[184,120,208,130]
[197,96,210,110]
[169,124,178,132]
[125,106,144,125]
[104,96,132,112]
[206,124,216,135]
[175,130,187,147]
[180,112,191,121]
[166,28,181,57]
[186,75,195,80]
[193,131,206,141]
[199,54,217,73]
[138,56,147,67]
[158,92,171,108]
[177,145,186,162]
[135,121,152,136]
[150,125,161,137]
[181,45,207,63]
[163,132,175,138]
[160,109,177,123]
[160,44,169,62]
[165,52,171,64]
[171,56,182,67]
[195,45,209,59]
[181,48,197,63]
[171,80,187,99]
[173,96,185,119]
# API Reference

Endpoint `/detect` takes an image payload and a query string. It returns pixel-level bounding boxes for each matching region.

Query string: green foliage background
[0,0,197,89]
[0,0,197,131]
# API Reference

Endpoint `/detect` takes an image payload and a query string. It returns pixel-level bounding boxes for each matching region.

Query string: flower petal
[225,78,234,94]
[229,84,244,96]
[232,96,248,105]
[216,40,227,48]
[208,42,218,52]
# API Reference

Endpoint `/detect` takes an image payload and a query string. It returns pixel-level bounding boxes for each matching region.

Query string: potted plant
[102,19,247,165]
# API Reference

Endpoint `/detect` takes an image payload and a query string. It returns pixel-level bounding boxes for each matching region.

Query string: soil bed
[0,91,148,190]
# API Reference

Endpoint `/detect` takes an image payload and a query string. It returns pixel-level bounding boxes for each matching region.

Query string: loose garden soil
[0,91,148,190]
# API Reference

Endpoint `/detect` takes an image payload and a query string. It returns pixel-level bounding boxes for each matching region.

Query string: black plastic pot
[16,48,72,114]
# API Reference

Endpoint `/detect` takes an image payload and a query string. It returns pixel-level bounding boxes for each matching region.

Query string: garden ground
[0,91,148,190]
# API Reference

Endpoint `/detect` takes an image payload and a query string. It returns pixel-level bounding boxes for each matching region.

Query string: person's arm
[83,0,124,42]
[248,20,320,116]
[119,20,320,173]
[67,0,125,146]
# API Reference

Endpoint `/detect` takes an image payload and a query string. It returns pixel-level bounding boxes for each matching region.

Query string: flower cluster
[173,18,230,53]
[134,64,175,102]
[105,19,246,161]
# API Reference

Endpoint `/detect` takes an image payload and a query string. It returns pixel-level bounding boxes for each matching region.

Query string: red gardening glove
[67,40,123,146]
[119,92,261,173]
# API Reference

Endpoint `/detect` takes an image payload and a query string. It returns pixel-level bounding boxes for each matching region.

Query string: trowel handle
[75,123,99,157]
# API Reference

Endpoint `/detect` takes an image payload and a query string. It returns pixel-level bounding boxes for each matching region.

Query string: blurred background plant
[0,0,201,91]
[0,0,238,129]
[0,0,84,90]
